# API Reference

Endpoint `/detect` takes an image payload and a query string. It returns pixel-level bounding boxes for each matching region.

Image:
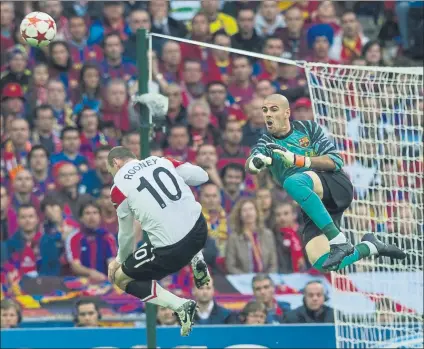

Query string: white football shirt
[111,156,208,263]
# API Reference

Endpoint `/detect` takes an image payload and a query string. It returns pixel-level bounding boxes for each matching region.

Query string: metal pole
[136,28,157,349]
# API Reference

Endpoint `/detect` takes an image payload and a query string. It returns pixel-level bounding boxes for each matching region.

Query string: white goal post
[305,63,423,348]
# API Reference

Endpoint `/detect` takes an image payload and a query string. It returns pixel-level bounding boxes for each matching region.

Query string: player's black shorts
[301,170,354,244]
[121,213,208,281]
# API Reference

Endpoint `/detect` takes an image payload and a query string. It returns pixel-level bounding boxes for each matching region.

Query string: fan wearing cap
[1,83,26,117]
[0,45,31,93]
[291,97,313,121]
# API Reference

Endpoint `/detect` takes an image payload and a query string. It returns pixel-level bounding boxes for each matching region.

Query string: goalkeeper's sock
[126,280,187,311]
[313,243,375,272]
[283,173,346,243]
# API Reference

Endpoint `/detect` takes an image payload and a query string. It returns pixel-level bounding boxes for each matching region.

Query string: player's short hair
[107,146,137,167]
[251,273,274,288]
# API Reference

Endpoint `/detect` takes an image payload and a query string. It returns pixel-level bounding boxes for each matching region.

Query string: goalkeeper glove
[248,153,272,173]
[266,143,311,168]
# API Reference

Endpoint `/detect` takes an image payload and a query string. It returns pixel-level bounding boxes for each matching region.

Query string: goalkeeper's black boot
[322,241,355,271]
[193,259,211,289]
[361,233,407,260]
[174,300,198,337]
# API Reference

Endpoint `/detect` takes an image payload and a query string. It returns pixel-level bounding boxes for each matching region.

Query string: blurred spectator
[39,195,78,276]
[228,56,255,106]
[1,82,26,118]
[74,298,101,327]
[361,40,386,66]
[193,278,233,324]
[48,41,78,92]
[283,281,334,324]
[25,63,50,112]
[255,0,285,38]
[207,81,246,129]
[100,32,137,85]
[275,64,307,101]
[31,104,61,155]
[256,187,274,227]
[50,126,88,173]
[180,59,206,107]
[121,130,140,159]
[221,163,252,213]
[65,201,117,281]
[187,100,220,148]
[199,182,228,260]
[46,79,74,129]
[180,13,211,62]
[160,42,182,84]
[1,184,18,241]
[232,7,263,54]
[101,79,130,132]
[124,9,152,63]
[71,62,103,112]
[306,24,339,64]
[0,299,22,329]
[40,1,70,41]
[226,198,277,274]
[164,83,186,125]
[291,98,313,121]
[157,306,178,326]
[97,184,118,235]
[1,117,31,179]
[10,168,40,214]
[329,11,369,64]
[0,45,31,93]
[196,144,222,187]
[77,109,110,164]
[0,2,15,66]
[150,0,187,38]
[88,1,128,46]
[241,97,266,147]
[27,145,55,200]
[163,124,196,162]
[311,0,341,33]
[272,202,306,273]
[210,31,232,85]
[80,145,113,198]
[252,273,289,323]
[238,300,267,325]
[216,119,250,170]
[254,36,284,82]
[200,0,238,35]
[49,162,92,218]
[68,14,103,69]
[275,6,308,60]
[4,204,41,278]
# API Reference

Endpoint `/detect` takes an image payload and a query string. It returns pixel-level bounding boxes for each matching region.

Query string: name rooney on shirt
[124,158,158,180]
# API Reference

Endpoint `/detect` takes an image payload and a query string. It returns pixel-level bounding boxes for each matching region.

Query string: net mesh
[150,33,424,348]
[304,63,424,348]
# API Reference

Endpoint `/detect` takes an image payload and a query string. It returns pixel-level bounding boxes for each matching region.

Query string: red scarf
[341,35,362,62]
[280,227,303,272]
[246,231,263,273]
[2,140,32,179]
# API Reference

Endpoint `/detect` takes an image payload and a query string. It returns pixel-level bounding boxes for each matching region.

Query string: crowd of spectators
[1,0,423,327]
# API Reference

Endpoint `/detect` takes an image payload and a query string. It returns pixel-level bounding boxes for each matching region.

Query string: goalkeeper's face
[262,95,291,136]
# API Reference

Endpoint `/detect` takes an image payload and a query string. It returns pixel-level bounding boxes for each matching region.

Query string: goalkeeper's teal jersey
[251,120,344,185]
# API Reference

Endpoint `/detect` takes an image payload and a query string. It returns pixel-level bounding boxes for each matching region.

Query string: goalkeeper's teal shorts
[300,170,354,244]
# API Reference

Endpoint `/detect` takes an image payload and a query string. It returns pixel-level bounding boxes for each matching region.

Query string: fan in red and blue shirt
[66,201,117,278]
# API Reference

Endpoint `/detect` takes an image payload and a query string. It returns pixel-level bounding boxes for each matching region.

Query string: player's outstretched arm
[176,162,209,186]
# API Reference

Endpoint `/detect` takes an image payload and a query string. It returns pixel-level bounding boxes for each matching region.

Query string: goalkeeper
[246,94,406,271]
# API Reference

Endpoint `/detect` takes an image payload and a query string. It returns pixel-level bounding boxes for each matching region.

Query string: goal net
[304,63,424,348]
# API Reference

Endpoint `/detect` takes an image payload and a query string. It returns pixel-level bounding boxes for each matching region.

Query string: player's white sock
[362,241,378,256]
[329,233,347,245]
[147,282,187,311]
[191,251,205,267]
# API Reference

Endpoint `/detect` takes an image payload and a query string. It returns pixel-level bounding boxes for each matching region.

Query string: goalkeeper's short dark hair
[107,146,137,166]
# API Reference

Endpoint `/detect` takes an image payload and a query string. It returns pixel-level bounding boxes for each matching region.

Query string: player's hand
[107,260,121,284]
[266,143,311,168]
[248,154,272,173]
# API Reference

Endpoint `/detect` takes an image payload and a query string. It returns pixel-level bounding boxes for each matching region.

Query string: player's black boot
[322,241,355,270]
[361,233,407,259]
[174,300,198,337]
[193,259,211,288]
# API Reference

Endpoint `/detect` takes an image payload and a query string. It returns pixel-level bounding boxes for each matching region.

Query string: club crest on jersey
[299,136,310,147]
